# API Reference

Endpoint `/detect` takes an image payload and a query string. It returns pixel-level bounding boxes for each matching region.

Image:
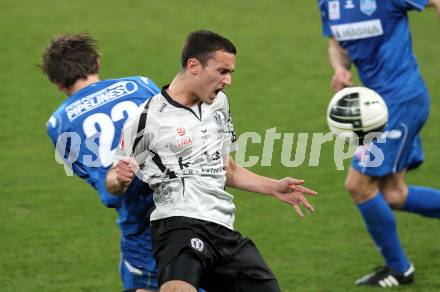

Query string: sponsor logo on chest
[177,127,186,136]
[331,19,383,41]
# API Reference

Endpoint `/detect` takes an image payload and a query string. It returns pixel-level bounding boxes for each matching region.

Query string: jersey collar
[161,85,203,121]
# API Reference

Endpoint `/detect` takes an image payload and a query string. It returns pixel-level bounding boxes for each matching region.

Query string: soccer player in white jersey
[106,30,318,292]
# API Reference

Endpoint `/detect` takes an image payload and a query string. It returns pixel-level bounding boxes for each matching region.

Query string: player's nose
[222,73,232,87]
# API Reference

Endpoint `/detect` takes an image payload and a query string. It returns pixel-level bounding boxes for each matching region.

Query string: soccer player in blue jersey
[318,0,440,287]
[42,33,160,292]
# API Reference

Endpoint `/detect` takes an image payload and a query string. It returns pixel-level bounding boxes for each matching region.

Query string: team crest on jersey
[360,0,377,16]
[212,111,225,126]
[328,0,340,20]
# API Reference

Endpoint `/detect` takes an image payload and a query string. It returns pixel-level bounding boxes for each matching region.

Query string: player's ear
[187,58,201,75]
[54,81,70,95]
[54,81,65,91]
[96,58,101,71]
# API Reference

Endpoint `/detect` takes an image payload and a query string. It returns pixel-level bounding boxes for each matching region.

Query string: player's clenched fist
[106,157,139,195]
[114,158,137,186]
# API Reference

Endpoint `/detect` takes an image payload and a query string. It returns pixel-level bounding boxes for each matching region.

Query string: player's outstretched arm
[225,156,317,218]
[106,158,136,195]
[329,37,353,92]
[428,0,440,16]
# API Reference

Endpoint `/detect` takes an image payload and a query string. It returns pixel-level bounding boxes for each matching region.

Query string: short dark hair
[41,33,100,89]
[181,30,236,68]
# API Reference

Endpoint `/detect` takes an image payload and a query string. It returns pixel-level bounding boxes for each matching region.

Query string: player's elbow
[428,0,440,13]
[225,158,239,188]
[428,0,439,7]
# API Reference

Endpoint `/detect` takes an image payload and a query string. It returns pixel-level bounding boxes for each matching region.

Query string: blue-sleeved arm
[318,0,333,37]
[46,113,90,180]
[138,76,160,96]
[391,0,429,11]
[46,115,60,146]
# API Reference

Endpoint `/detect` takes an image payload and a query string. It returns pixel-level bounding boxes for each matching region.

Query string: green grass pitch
[0,0,439,291]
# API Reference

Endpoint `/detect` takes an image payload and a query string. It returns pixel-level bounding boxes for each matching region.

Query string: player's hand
[332,69,353,92]
[272,177,317,219]
[114,157,138,187]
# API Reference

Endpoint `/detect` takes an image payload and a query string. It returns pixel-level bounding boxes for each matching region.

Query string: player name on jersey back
[331,19,383,41]
[66,81,138,121]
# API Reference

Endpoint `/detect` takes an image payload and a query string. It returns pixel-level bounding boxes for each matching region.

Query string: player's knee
[160,280,197,292]
[382,189,406,209]
[344,177,363,198]
[344,176,376,203]
[380,177,407,209]
[344,177,358,196]
[123,289,156,292]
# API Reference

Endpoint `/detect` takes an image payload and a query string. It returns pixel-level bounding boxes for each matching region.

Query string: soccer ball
[327,87,388,143]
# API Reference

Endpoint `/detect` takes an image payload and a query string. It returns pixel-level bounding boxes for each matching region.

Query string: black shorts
[151,216,280,292]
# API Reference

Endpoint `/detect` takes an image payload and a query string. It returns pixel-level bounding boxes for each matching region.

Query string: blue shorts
[352,92,430,177]
[120,225,158,291]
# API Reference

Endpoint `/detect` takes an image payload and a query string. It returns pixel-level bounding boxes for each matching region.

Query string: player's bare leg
[379,171,408,209]
[160,280,196,292]
[346,168,413,287]
[345,167,379,203]
[381,168,440,216]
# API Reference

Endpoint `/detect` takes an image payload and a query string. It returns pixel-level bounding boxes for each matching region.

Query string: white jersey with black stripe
[115,87,238,229]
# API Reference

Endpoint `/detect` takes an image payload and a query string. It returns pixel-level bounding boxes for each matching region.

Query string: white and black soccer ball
[327,87,388,143]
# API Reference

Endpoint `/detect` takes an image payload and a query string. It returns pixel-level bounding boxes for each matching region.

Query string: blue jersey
[318,0,428,105]
[47,76,160,235]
